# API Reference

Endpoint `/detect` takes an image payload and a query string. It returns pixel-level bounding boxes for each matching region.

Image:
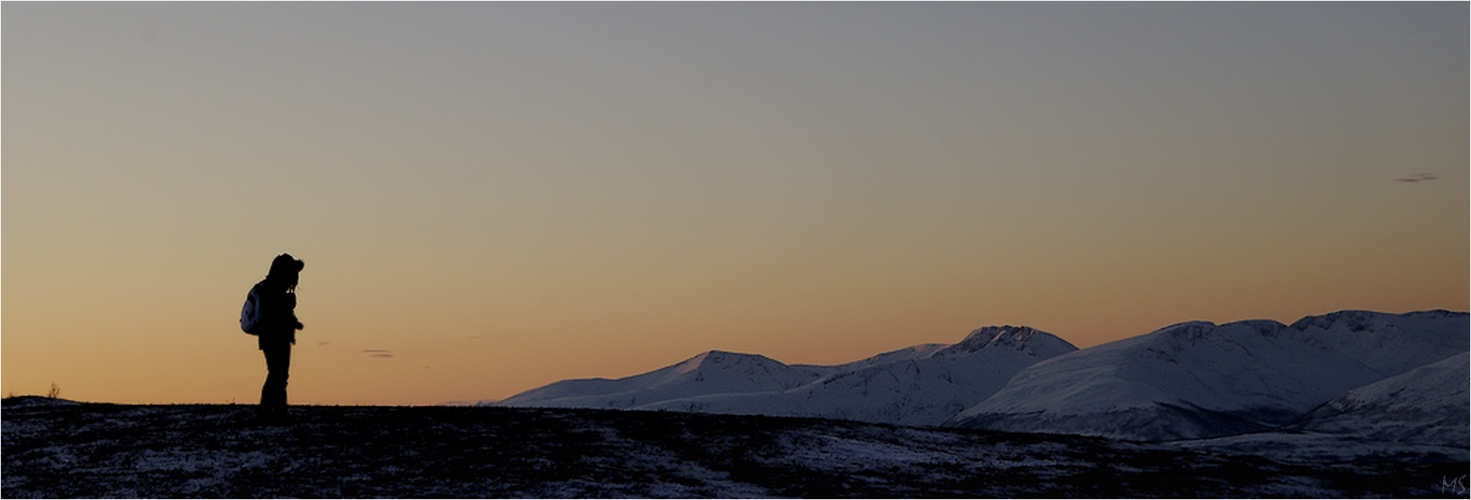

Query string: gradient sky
[5,2,1467,405]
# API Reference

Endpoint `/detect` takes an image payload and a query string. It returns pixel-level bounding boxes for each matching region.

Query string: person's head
[265,253,305,291]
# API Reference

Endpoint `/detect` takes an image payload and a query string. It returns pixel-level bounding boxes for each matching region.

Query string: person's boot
[254,405,289,424]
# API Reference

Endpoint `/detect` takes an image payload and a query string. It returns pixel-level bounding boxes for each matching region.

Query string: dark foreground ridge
[3,397,1464,498]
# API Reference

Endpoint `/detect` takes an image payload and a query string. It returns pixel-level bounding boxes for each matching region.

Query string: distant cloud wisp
[361,349,394,359]
[1396,173,1438,183]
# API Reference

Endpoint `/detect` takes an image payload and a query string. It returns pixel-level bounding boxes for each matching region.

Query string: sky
[4,2,1467,406]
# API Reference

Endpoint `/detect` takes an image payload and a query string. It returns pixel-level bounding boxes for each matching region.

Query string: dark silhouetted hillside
[3,398,1464,498]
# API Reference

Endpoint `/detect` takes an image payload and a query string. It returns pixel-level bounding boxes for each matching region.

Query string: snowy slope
[1294,352,1469,446]
[823,343,949,373]
[950,310,1469,441]
[638,326,1078,426]
[495,350,829,409]
[1175,353,1470,464]
[494,326,1078,426]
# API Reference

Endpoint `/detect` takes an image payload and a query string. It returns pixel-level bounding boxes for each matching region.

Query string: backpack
[240,284,264,335]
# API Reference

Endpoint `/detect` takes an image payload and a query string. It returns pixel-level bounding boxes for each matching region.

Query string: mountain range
[495,326,1077,426]
[487,309,1468,446]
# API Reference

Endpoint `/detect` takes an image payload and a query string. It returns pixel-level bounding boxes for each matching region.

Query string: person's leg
[260,342,292,409]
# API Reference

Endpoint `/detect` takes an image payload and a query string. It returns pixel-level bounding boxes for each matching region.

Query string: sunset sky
[5,3,1467,405]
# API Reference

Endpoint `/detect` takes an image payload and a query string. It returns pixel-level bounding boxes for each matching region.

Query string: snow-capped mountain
[492,326,1078,426]
[949,310,1469,441]
[1293,352,1469,446]
[495,350,829,409]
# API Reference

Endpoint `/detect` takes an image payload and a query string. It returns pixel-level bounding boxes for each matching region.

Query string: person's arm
[285,292,304,330]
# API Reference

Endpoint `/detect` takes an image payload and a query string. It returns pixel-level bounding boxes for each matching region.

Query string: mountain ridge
[488,309,1467,444]
[949,309,1469,441]
[491,325,1078,426]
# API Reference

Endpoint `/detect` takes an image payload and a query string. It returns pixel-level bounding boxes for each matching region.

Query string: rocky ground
[3,397,1465,498]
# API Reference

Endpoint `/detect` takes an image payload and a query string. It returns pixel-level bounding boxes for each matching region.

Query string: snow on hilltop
[495,350,829,410]
[948,310,1469,441]
[492,326,1078,426]
[1293,351,1469,446]
[489,309,1469,445]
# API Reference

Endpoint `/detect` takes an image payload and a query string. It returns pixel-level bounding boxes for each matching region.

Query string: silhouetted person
[253,253,305,418]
